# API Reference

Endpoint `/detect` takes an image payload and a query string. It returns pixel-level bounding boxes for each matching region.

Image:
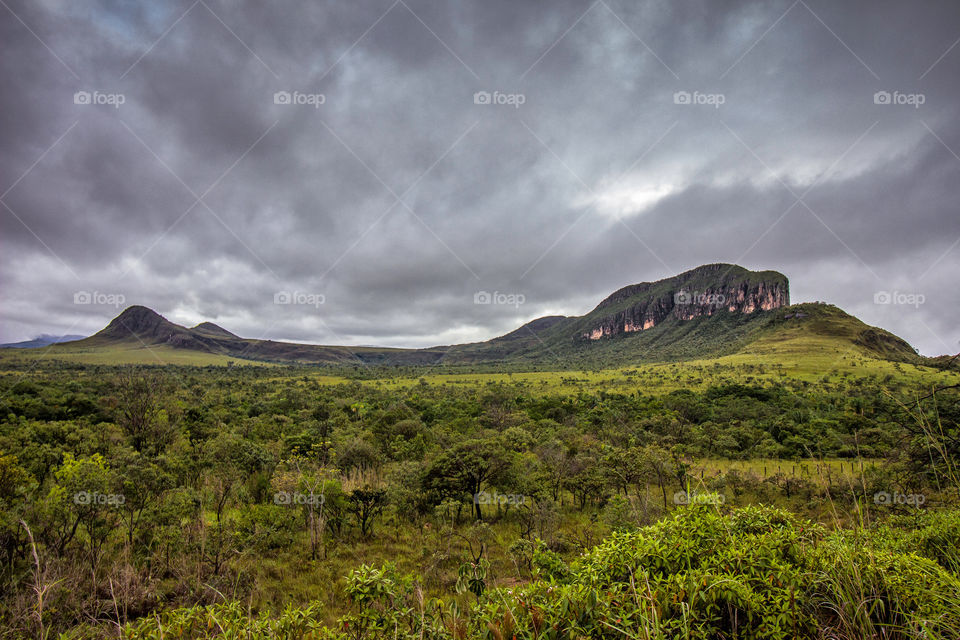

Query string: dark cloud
[1,0,958,355]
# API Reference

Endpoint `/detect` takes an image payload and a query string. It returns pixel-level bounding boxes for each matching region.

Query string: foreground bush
[117,505,960,640]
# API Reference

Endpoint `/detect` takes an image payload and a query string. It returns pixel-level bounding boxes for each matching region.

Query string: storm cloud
[1,0,958,355]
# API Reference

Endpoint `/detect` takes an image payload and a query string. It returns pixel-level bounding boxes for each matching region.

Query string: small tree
[114,371,174,456]
[201,434,270,574]
[424,440,511,520]
[47,454,119,576]
[349,488,386,538]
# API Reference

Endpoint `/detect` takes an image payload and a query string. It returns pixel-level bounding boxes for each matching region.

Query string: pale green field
[704,333,894,374]
[364,352,955,395]
[0,343,270,366]
[692,457,880,481]
[3,331,955,396]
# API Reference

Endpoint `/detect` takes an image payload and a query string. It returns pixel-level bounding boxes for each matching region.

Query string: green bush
[124,505,960,640]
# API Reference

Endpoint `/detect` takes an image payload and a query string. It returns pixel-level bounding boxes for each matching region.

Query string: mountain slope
[572,263,788,340]
[58,306,446,365]
[440,265,922,367]
[191,322,239,339]
[3,264,927,367]
[439,264,792,363]
[89,305,206,348]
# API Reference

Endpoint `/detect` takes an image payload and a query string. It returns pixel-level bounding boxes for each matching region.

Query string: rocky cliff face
[580,264,789,340]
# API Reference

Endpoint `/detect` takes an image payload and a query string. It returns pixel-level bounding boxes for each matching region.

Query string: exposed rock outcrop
[580,264,789,340]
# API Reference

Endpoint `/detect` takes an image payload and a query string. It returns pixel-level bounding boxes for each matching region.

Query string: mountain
[439,264,797,363]
[573,263,788,340]
[191,322,239,339]
[9,264,928,367]
[0,334,85,349]
[92,305,201,346]
[69,305,446,365]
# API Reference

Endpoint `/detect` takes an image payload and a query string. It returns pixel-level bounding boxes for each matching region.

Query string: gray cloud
[1,0,958,355]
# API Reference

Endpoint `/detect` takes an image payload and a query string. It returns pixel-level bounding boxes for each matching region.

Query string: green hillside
[0,265,938,370]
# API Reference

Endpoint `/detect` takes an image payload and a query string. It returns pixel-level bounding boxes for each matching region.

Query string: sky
[1,0,958,356]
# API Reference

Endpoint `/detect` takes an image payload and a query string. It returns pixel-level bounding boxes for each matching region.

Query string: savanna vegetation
[0,355,957,638]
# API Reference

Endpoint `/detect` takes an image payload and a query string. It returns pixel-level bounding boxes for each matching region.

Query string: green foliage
[121,505,960,640]
[233,504,300,551]
[531,540,570,583]
[455,557,489,598]
[477,505,960,640]
[0,359,957,638]
[122,601,329,639]
[338,563,444,639]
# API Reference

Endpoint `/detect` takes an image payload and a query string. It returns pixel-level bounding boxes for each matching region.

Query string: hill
[40,305,447,366]
[439,264,920,367]
[191,322,239,339]
[0,264,929,367]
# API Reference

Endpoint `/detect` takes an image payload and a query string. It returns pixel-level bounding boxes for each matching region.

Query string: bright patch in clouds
[580,181,679,219]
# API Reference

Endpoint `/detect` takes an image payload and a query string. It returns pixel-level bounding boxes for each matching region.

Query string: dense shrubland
[121,506,960,639]
[0,360,957,638]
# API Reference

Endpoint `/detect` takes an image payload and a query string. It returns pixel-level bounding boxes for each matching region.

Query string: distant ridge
[0,334,85,349]
[12,264,931,367]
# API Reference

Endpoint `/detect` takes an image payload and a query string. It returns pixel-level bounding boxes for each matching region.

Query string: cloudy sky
[1,0,958,355]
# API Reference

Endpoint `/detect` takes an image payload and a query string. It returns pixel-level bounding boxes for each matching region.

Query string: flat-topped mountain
[442,264,796,363]
[15,264,930,367]
[574,263,788,340]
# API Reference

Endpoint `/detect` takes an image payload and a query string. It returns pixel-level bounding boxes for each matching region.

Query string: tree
[641,445,674,510]
[424,440,511,521]
[113,449,171,550]
[272,458,339,559]
[114,371,175,456]
[201,433,270,574]
[46,454,119,574]
[0,454,33,582]
[349,488,386,537]
[536,440,574,504]
[602,446,645,496]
